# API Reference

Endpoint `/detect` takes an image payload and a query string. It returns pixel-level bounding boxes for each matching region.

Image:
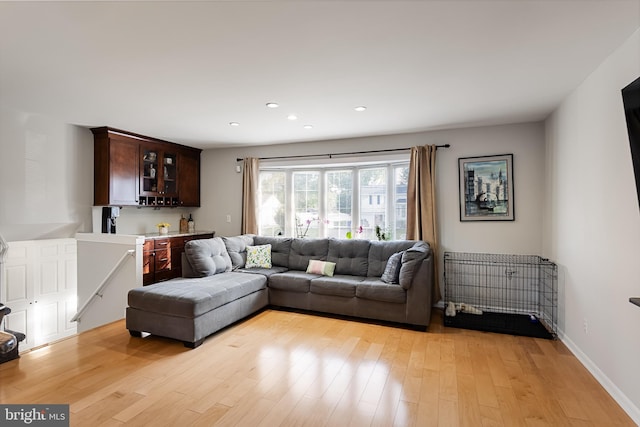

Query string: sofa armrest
[404,253,434,327]
[181,253,197,278]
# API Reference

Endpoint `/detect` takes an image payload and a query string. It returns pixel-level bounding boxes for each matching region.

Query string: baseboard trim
[559,330,640,425]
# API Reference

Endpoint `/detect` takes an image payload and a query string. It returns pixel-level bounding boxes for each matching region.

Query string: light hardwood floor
[0,309,634,426]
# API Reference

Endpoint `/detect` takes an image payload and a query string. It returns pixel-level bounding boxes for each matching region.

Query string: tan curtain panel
[241,157,260,235]
[407,145,441,302]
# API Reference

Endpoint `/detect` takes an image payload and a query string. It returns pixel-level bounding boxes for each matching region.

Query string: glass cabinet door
[142,148,159,195]
[139,146,179,207]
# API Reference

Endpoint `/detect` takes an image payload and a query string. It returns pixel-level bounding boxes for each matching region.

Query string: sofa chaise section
[126,238,269,348]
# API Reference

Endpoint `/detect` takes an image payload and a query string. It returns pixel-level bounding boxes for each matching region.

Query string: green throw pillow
[245,244,272,268]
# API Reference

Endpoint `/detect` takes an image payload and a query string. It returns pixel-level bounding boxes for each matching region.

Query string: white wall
[0,105,207,240]
[432,123,545,255]
[545,29,640,421]
[199,122,546,291]
[0,106,94,241]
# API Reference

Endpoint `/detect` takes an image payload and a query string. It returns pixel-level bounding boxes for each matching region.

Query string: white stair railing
[71,249,135,323]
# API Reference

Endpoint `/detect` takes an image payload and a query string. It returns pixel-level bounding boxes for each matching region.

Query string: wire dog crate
[443,252,558,339]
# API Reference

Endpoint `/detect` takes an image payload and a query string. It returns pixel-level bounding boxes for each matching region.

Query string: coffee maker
[101,206,120,234]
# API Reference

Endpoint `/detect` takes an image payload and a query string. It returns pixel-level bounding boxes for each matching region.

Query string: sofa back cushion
[399,241,430,289]
[185,237,232,277]
[288,238,329,271]
[253,236,292,267]
[327,238,370,276]
[222,235,254,270]
[367,240,419,277]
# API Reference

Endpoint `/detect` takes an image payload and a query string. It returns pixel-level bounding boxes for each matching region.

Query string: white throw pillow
[245,244,272,268]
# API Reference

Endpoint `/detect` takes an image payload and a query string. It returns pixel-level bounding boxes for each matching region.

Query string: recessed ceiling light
[303,124,313,129]
[354,106,367,112]
[266,102,279,108]
[287,114,298,121]
[229,122,240,127]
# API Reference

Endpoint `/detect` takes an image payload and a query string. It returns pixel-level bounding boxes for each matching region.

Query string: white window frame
[259,156,409,239]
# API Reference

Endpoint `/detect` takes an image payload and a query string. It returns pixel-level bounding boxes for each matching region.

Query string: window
[394,165,409,240]
[293,171,320,238]
[258,171,285,237]
[326,170,353,238]
[359,167,387,240]
[258,162,408,240]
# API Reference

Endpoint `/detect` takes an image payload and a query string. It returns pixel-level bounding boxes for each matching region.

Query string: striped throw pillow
[306,260,336,277]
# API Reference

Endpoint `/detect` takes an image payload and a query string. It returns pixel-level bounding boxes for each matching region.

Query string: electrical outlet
[226,215,231,223]
[583,318,588,334]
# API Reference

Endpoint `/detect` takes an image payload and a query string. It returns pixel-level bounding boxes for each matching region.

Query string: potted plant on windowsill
[295,216,328,238]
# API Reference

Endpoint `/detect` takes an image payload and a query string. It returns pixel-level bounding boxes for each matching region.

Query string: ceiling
[1,1,639,149]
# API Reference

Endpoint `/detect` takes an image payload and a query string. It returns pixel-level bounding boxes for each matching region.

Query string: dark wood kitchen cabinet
[92,127,202,207]
[93,129,140,206]
[177,149,201,207]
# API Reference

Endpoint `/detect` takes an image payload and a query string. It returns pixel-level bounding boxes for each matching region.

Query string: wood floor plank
[479,404,505,427]
[0,309,634,427]
[392,400,418,427]
[456,373,483,426]
[416,398,440,427]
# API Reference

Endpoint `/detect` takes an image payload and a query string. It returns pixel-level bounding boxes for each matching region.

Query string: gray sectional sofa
[126,235,434,348]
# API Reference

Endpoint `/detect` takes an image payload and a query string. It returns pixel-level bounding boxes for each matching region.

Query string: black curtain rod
[236,144,450,162]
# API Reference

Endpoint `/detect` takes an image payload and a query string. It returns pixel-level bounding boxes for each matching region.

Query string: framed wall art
[458,154,514,221]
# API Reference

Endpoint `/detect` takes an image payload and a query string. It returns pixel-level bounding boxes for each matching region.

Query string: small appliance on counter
[101,206,120,234]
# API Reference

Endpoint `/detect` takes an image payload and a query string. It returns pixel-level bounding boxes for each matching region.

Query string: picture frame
[458,154,514,221]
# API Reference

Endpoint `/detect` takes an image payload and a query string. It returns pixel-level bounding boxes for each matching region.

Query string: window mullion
[387,164,394,240]
[286,170,293,237]
[319,170,326,237]
[353,167,360,235]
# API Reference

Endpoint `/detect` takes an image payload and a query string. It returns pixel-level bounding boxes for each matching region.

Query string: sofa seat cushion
[236,266,288,277]
[356,279,406,304]
[128,272,267,318]
[310,275,366,297]
[268,271,317,292]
